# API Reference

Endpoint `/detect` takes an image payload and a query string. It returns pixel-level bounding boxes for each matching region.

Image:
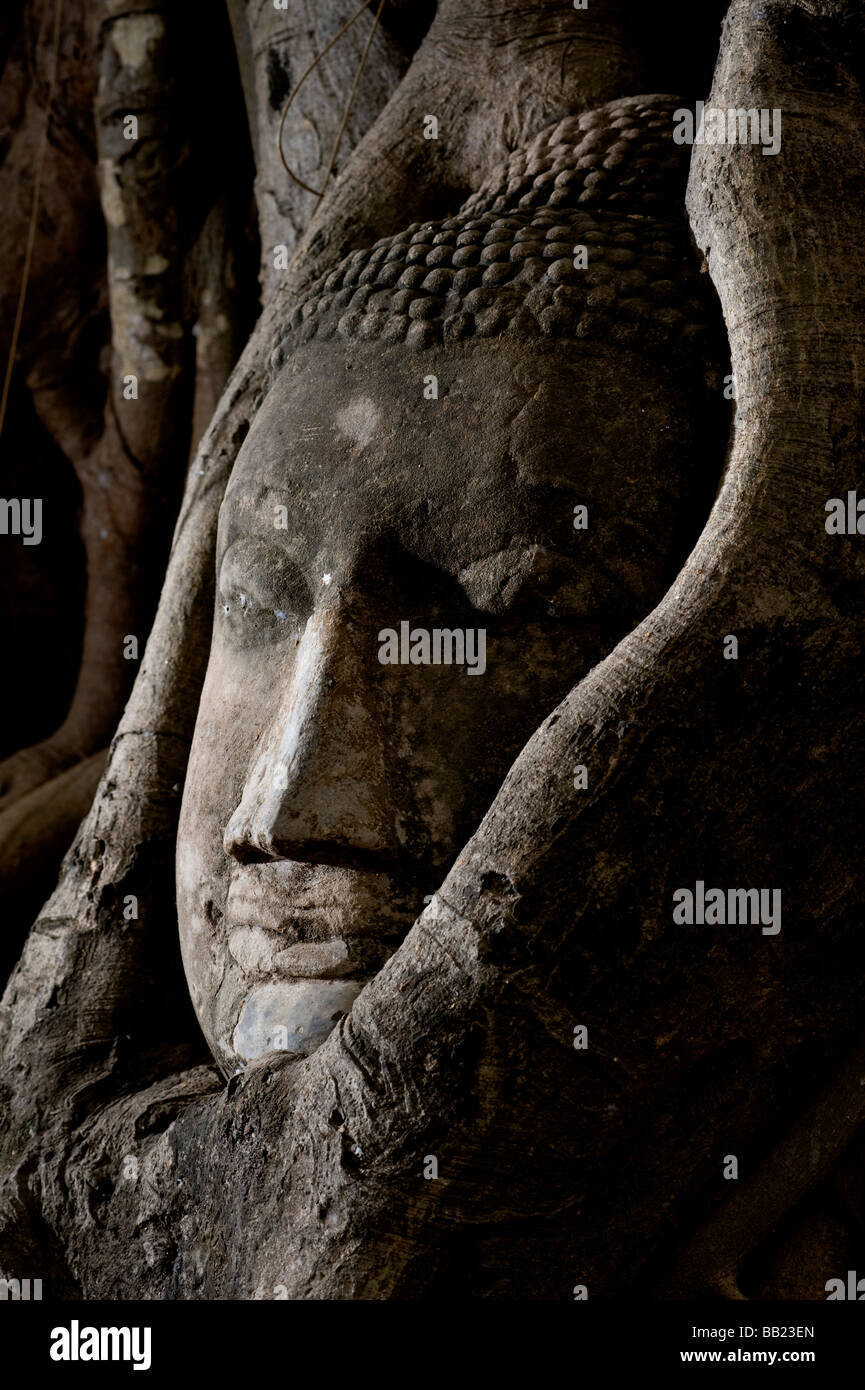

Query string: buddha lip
[227,927,357,980]
[224,866,424,937]
[224,881,334,935]
[225,899,330,932]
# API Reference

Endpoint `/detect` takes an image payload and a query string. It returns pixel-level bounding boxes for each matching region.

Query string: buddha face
[177,333,708,1073]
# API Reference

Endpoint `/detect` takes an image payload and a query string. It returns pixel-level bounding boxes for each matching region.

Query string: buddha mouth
[221,863,425,1063]
[225,876,341,940]
[223,860,423,972]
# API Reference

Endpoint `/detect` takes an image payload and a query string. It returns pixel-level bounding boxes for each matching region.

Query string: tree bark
[0,0,410,963]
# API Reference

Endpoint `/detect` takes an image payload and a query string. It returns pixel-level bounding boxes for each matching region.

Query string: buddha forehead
[221,334,687,581]
[222,91,724,575]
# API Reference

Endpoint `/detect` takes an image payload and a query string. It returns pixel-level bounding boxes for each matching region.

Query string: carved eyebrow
[218,482,312,562]
[458,544,586,616]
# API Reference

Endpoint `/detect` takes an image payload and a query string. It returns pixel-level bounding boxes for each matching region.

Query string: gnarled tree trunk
[2,0,864,1302]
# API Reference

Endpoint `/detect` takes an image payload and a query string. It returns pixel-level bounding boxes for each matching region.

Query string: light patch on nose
[221,615,327,855]
[272,614,329,783]
[335,395,380,450]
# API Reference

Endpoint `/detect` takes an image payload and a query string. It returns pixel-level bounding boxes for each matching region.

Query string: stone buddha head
[177,97,726,1074]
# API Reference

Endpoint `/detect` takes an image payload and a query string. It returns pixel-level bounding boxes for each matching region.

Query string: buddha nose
[223,605,409,867]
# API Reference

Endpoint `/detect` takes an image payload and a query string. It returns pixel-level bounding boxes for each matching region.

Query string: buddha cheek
[177,641,285,1017]
[388,627,581,857]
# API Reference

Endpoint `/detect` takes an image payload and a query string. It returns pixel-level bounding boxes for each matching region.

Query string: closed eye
[218,537,312,647]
